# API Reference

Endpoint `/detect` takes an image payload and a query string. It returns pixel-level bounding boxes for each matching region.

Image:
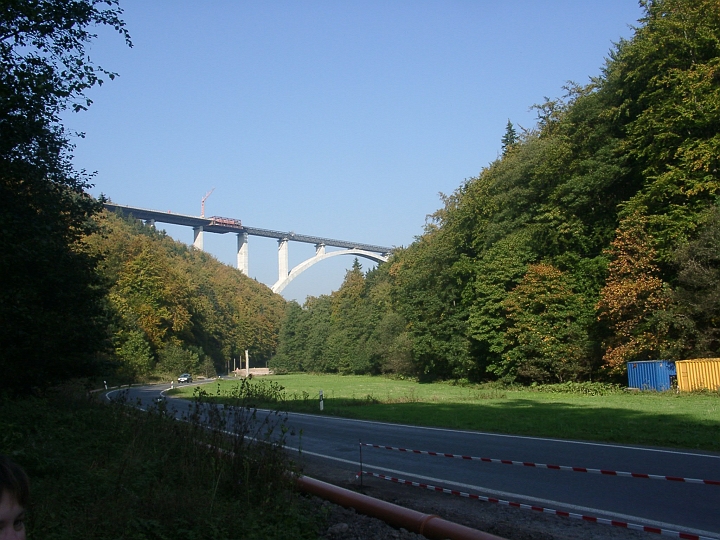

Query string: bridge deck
[104,203,393,254]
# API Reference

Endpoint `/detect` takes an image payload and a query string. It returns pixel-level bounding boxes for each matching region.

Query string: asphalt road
[112,382,720,539]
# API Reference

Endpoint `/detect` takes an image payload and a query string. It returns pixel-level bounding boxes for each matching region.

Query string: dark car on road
[177,373,192,383]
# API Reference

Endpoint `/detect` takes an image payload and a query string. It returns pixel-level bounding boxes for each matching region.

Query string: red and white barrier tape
[360,471,715,540]
[360,443,720,486]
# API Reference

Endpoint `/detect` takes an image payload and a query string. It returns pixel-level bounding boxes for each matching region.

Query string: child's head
[0,456,29,539]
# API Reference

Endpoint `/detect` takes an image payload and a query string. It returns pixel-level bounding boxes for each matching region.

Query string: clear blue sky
[68,1,644,302]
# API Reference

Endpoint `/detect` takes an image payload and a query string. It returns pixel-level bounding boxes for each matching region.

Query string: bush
[156,343,200,377]
[525,381,625,396]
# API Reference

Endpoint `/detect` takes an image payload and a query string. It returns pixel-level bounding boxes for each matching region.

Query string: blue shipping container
[627,360,677,391]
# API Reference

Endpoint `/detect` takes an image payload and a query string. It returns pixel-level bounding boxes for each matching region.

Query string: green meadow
[171,374,720,452]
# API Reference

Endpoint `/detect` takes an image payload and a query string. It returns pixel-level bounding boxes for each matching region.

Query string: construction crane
[201,188,215,217]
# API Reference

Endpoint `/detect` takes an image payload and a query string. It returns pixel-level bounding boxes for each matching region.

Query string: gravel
[316,499,425,540]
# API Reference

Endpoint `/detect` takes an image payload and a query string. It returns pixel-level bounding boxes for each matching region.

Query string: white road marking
[290,445,720,539]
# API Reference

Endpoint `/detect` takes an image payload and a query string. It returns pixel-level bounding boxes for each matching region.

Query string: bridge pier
[237,232,249,275]
[278,238,289,281]
[193,226,204,250]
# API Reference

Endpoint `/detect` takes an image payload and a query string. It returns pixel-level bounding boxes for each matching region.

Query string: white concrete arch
[271,245,388,294]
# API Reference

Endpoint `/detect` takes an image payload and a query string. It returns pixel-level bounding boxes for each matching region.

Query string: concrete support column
[193,226,204,250]
[278,238,289,281]
[315,243,326,257]
[145,219,155,228]
[237,232,249,275]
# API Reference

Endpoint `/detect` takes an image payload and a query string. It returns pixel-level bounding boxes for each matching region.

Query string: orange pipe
[296,475,507,540]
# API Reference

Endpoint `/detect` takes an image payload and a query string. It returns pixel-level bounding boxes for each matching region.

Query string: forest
[86,211,286,381]
[271,0,720,384]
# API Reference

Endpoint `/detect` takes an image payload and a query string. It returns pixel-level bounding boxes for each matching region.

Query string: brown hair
[0,455,30,508]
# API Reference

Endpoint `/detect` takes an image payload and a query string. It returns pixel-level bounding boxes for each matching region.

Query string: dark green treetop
[501,119,518,154]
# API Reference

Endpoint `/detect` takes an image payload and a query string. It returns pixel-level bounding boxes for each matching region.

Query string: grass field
[171,374,720,452]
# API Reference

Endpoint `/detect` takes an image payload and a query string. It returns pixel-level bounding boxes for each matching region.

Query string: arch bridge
[104,203,393,294]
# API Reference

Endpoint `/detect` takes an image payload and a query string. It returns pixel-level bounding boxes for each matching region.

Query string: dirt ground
[296,455,651,540]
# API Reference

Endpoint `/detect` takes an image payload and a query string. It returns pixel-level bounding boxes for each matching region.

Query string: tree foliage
[502,264,594,383]
[670,205,720,357]
[276,0,720,384]
[0,0,130,394]
[609,0,720,257]
[596,215,671,373]
[87,211,286,381]
[501,119,518,155]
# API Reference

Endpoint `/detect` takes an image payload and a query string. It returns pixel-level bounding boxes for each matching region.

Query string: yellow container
[675,359,720,392]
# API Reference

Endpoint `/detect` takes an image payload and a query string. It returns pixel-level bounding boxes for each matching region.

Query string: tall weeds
[0,384,321,539]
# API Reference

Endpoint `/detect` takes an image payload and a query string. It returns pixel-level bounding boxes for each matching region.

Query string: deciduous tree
[596,216,671,373]
[671,206,720,357]
[0,0,130,393]
[502,264,594,383]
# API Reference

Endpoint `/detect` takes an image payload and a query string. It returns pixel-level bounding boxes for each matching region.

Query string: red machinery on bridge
[209,216,243,229]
